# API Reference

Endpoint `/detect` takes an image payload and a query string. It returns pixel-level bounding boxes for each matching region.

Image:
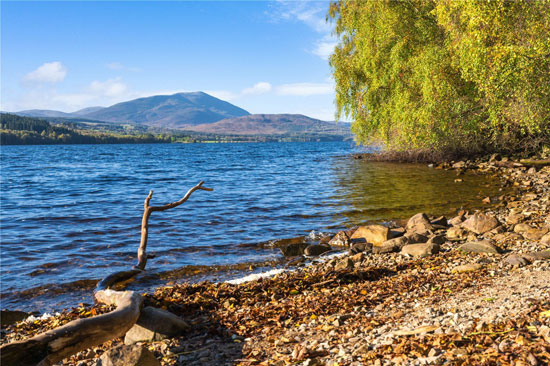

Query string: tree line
[329,0,550,157]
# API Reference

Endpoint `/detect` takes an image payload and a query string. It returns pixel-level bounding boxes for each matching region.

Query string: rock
[98,344,160,366]
[523,227,549,241]
[452,161,466,169]
[401,243,440,258]
[504,254,531,267]
[452,263,483,273]
[334,257,354,271]
[404,232,429,244]
[374,236,409,253]
[430,216,448,227]
[271,236,307,248]
[349,242,372,254]
[541,233,550,245]
[505,214,524,225]
[461,213,499,234]
[458,240,502,254]
[304,244,331,256]
[405,213,434,235]
[350,252,364,263]
[427,235,446,245]
[448,215,465,226]
[328,231,351,247]
[350,225,390,246]
[124,307,189,345]
[0,310,31,327]
[523,250,550,261]
[513,223,532,234]
[280,243,309,257]
[446,227,469,241]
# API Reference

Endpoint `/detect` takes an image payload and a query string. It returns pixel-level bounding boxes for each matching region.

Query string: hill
[183,114,352,137]
[82,92,250,127]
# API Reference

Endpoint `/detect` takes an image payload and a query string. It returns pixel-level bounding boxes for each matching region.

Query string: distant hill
[72,106,105,116]
[183,114,352,137]
[16,109,75,118]
[82,92,250,127]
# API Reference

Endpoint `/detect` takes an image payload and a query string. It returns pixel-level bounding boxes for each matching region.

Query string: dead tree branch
[0,181,212,366]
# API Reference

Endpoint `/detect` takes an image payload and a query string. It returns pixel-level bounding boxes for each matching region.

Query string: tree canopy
[329,0,550,155]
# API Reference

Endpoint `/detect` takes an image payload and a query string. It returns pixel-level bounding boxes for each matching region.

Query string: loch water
[1,142,504,311]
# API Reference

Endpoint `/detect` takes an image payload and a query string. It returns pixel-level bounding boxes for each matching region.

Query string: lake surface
[0,142,504,311]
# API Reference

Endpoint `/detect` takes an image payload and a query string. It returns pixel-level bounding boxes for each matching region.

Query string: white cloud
[312,34,337,60]
[23,62,67,84]
[242,82,272,95]
[89,78,128,97]
[272,1,332,33]
[276,82,333,96]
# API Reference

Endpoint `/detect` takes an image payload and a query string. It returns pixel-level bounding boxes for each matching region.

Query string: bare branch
[149,181,213,212]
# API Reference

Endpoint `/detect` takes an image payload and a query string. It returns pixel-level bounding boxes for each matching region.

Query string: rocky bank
[1,156,549,366]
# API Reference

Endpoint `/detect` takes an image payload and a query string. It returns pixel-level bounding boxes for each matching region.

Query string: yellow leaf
[540,310,550,318]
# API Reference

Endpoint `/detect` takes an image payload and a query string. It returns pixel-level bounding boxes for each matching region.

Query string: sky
[1,1,341,121]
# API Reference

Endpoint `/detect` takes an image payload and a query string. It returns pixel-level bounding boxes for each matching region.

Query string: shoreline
[1,156,549,365]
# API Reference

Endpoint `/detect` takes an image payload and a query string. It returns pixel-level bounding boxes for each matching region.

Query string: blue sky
[1,1,340,120]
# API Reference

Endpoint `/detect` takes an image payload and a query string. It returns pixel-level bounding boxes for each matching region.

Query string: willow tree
[329,0,550,154]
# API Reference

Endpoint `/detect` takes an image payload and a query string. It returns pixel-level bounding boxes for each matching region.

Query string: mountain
[15,109,75,118]
[183,114,352,137]
[72,106,105,116]
[82,92,250,127]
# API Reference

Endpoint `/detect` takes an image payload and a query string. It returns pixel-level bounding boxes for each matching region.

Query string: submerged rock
[280,243,309,257]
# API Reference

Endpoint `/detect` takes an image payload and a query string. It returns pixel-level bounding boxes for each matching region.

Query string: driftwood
[0,181,212,366]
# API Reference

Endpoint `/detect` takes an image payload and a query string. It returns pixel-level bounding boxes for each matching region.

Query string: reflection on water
[0,142,504,311]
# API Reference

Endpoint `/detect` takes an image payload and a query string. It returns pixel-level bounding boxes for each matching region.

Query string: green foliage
[329,0,550,154]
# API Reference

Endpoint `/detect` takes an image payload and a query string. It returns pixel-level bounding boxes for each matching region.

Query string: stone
[334,257,354,271]
[506,214,524,225]
[404,232,429,244]
[504,254,531,267]
[446,227,469,241]
[427,235,446,245]
[461,213,499,234]
[328,231,351,247]
[304,244,331,256]
[448,215,465,226]
[523,250,550,261]
[523,227,549,241]
[349,242,372,254]
[271,236,307,248]
[377,236,409,251]
[513,223,532,234]
[280,243,309,257]
[98,344,160,366]
[541,233,550,245]
[350,252,364,263]
[430,216,448,227]
[401,243,440,258]
[350,225,390,246]
[452,263,482,273]
[458,240,502,254]
[124,307,189,345]
[452,161,466,169]
[0,310,31,327]
[406,213,434,235]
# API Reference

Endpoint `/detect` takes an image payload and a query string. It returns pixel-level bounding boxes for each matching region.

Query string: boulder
[98,344,160,366]
[448,215,465,226]
[349,242,372,254]
[430,216,448,227]
[404,232,429,244]
[304,244,331,256]
[513,223,532,234]
[280,243,309,257]
[458,240,502,254]
[350,225,390,246]
[401,243,440,258]
[505,214,524,225]
[427,235,446,245]
[522,227,549,241]
[461,213,499,234]
[504,254,531,267]
[271,236,307,248]
[451,263,483,273]
[124,307,189,345]
[446,227,469,240]
[350,252,364,263]
[329,231,351,247]
[541,233,550,245]
[334,257,354,271]
[405,213,434,235]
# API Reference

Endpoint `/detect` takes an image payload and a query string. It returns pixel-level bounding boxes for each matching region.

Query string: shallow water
[0,142,504,311]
